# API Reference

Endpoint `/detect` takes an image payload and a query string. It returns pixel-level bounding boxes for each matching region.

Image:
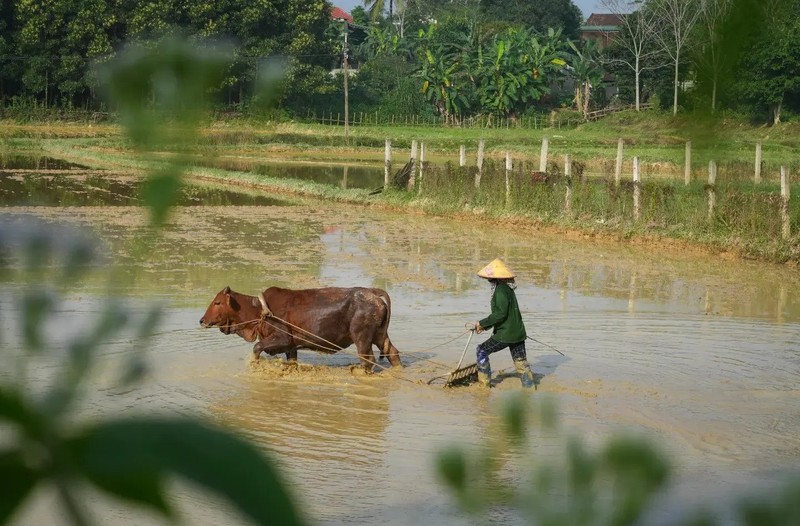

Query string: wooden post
[505,152,512,208]
[684,140,692,185]
[384,139,392,188]
[539,136,549,173]
[755,143,762,183]
[459,145,466,167]
[564,154,573,216]
[707,160,717,220]
[475,139,485,188]
[341,165,348,189]
[418,142,425,195]
[615,138,624,186]
[633,156,641,221]
[781,166,790,240]
[407,140,418,191]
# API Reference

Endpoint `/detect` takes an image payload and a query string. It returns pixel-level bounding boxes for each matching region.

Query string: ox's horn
[258,292,273,318]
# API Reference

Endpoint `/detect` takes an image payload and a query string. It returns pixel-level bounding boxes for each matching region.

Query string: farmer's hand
[474,322,484,334]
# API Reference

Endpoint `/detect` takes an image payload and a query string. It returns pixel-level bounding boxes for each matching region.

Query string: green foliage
[70,418,302,524]
[356,23,413,61]
[417,158,800,261]
[15,0,115,106]
[415,23,474,119]
[98,35,234,224]
[731,0,800,123]
[0,224,304,525]
[480,0,583,40]
[436,395,800,525]
[435,395,672,523]
[0,33,305,526]
[3,0,800,123]
[352,55,427,116]
[568,39,603,116]
[99,35,231,147]
[3,0,333,110]
[477,28,555,116]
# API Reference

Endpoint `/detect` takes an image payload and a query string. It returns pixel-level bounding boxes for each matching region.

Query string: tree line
[0,0,797,124]
[601,0,800,123]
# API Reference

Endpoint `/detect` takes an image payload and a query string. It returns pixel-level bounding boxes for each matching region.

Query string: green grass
[3,112,799,263]
[5,110,799,174]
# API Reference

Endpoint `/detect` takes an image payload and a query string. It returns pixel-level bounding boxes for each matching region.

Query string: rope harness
[137,292,566,385]
[194,311,478,377]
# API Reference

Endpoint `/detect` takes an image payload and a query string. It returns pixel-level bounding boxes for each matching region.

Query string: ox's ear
[223,286,236,308]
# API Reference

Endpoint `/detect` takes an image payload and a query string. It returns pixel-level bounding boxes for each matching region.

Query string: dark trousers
[476,337,527,366]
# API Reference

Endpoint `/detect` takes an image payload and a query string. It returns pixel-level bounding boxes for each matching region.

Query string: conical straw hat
[476,258,515,279]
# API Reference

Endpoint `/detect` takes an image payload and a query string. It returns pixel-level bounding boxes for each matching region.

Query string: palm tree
[363,0,393,20]
[567,39,603,119]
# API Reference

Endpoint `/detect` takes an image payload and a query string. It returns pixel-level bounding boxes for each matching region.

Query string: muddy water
[0,172,289,207]
[197,156,385,190]
[3,171,800,526]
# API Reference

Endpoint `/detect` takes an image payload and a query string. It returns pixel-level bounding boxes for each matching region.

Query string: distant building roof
[580,13,625,49]
[330,6,353,23]
[584,13,624,27]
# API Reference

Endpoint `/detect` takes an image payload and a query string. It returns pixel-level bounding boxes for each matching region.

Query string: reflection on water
[4,172,800,525]
[0,172,291,207]
[0,154,89,170]
[199,157,384,190]
[215,372,393,523]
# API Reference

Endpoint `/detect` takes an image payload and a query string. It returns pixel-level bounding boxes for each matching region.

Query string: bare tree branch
[696,0,732,111]
[600,0,664,110]
[650,0,702,114]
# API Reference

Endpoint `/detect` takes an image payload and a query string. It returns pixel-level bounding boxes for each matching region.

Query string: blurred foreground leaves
[98,35,284,226]
[0,217,303,526]
[1,35,301,526]
[436,394,800,526]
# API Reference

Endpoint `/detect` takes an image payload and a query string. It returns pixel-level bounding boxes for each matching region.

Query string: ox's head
[200,286,240,334]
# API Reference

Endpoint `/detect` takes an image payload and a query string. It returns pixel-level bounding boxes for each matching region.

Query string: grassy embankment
[2,111,799,263]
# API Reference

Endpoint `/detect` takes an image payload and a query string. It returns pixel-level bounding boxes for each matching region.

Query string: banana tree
[418,49,471,120]
[358,24,399,59]
[476,27,568,119]
[567,39,603,119]
[415,25,472,121]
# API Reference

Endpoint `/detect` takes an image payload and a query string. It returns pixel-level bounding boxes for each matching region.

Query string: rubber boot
[514,359,535,389]
[476,361,492,388]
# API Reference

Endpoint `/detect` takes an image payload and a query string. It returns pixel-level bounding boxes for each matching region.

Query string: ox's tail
[373,288,402,367]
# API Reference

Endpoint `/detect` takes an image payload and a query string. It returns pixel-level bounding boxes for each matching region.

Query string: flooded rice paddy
[197,156,385,190]
[2,163,799,526]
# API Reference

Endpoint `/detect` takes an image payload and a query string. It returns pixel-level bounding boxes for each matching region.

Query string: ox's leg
[252,333,291,361]
[374,333,402,368]
[285,348,298,363]
[384,339,403,368]
[354,339,377,374]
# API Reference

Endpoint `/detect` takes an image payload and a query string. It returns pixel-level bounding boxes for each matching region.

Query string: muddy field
[2,168,800,525]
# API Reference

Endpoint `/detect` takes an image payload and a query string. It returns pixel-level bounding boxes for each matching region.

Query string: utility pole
[343,20,349,139]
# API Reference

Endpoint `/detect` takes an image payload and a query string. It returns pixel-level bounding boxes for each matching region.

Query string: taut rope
[199,313,474,374]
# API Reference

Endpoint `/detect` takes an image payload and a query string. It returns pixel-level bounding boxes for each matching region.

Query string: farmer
[473,258,535,388]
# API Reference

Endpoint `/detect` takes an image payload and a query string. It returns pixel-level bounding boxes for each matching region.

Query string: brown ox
[199,286,402,372]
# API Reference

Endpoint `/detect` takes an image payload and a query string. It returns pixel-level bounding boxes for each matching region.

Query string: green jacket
[479,282,527,343]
